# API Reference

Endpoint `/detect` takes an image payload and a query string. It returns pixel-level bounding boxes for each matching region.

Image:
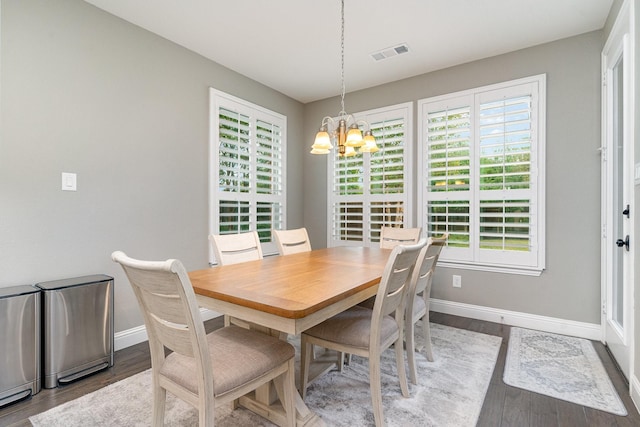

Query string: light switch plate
[62,172,77,191]
[452,275,462,288]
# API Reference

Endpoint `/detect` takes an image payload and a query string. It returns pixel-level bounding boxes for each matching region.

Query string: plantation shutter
[210,89,286,263]
[475,83,539,267]
[328,103,412,247]
[332,153,365,242]
[423,96,473,261]
[419,75,545,274]
[478,91,533,254]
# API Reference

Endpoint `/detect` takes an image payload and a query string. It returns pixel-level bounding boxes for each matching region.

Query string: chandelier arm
[340,113,354,124]
[355,119,371,130]
[320,116,336,129]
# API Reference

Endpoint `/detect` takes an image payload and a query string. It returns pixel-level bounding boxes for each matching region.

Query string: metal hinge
[597,146,607,161]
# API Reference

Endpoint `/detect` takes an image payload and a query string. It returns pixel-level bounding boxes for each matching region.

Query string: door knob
[622,204,630,218]
[616,235,630,251]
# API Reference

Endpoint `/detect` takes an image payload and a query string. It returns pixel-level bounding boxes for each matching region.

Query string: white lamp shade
[342,145,357,157]
[310,147,331,154]
[312,130,333,150]
[345,126,364,147]
[359,132,379,153]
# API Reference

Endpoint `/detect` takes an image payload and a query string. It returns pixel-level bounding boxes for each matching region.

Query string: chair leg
[152,383,167,427]
[274,359,297,427]
[300,337,313,399]
[338,351,345,372]
[394,337,410,398]
[369,353,384,427]
[198,396,215,427]
[423,317,434,362]
[406,318,418,385]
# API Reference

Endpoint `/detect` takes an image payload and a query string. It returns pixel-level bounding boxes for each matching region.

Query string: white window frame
[418,75,546,275]
[209,88,286,264]
[327,102,414,247]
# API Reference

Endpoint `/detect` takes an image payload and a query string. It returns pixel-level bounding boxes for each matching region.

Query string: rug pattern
[30,323,502,426]
[503,327,627,416]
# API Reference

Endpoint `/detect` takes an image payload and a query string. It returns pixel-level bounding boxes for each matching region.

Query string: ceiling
[84,0,613,104]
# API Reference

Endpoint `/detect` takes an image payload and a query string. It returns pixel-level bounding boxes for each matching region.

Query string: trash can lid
[0,284,40,299]
[35,274,114,290]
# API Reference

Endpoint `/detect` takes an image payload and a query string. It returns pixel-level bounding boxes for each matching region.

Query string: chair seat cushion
[160,325,294,396]
[303,305,398,349]
[411,297,427,322]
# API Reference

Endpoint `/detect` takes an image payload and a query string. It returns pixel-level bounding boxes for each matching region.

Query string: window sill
[437,260,544,277]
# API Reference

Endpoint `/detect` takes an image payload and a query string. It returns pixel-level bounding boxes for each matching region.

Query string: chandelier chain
[340,0,345,116]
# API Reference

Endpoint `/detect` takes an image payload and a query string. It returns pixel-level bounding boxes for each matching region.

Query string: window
[209,89,286,263]
[328,103,413,247]
[418,75,545,275]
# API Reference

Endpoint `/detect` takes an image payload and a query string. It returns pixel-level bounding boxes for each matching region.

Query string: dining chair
[208,231,263,328]
[273,227,312,255]
[209,231,263,266]
[354,225,421,313]
[300,239,427,427]
[404,233,447,384]
[112,251,296,427]
[379,226,422,249]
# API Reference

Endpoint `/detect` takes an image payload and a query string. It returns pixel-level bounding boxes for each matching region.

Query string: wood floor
[1,313,638,427]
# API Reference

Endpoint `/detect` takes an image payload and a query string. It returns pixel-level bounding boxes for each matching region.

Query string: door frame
[600,0,635,384]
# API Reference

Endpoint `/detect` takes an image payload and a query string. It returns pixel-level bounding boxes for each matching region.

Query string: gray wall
[0,0,615,335]
[304,31,604,324]
[0,0,304,332]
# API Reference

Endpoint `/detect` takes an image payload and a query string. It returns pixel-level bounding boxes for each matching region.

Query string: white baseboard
[631,374,640,415]
[115,301,602,351]
[430,298,602,340]
[114,309,222,351]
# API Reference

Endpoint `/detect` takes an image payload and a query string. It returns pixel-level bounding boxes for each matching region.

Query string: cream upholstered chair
[273,228,312,255]
[404,233,447,384]
[209,231,263,265]
[209,231,263,328]
[112,251,296,427]
[379,226,422,249]
[300,239,427,427]
[355,226,421,310]
[348,225,422,369]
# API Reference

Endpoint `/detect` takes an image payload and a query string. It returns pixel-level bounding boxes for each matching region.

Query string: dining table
[189,246,391,427]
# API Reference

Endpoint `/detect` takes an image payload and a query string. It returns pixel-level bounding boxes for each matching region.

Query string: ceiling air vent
[370,43,410,61]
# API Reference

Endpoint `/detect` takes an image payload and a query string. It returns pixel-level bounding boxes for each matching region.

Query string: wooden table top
[189,246,390,320]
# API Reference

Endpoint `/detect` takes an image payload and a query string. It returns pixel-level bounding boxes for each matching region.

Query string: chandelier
[310,0,378,157]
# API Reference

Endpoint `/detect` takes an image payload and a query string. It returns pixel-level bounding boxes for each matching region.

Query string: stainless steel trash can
[0,285,41,407]
[36,275,114,388]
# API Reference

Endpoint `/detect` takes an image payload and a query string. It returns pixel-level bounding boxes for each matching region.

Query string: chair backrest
[412,233,448,297]
[209,231,263,265]
[379,226,422,249]
[111,251,213,392]
[273,228,312,255]
[371,239,427,341]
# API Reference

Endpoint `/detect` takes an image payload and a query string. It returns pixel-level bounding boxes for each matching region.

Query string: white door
[601,0,634,381]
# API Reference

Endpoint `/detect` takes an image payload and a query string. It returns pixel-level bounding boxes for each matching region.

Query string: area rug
[30,323,502,427]
[503,327,627,416]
